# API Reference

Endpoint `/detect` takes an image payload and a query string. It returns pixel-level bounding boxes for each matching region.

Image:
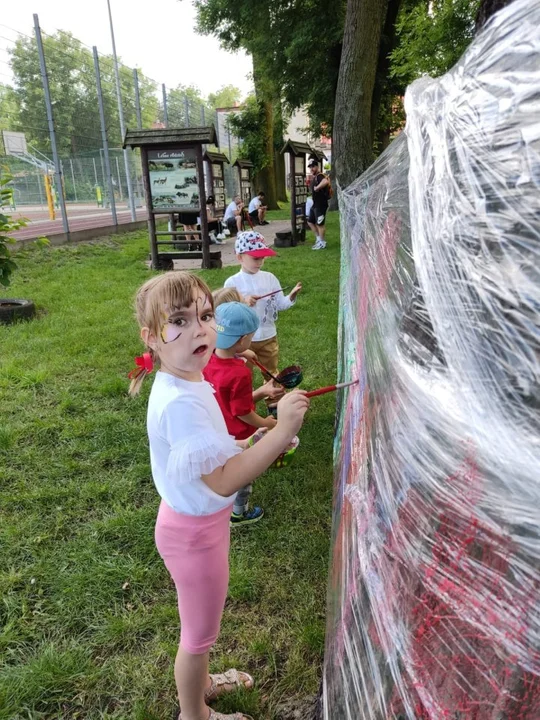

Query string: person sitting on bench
[223,195,244,235]
[199,196,226,244]
[248,191,269,226]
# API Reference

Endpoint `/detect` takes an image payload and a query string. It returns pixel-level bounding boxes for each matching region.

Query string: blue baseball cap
[215,301,260,349]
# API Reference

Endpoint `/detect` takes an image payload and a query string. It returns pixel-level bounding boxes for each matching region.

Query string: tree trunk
[252,51,279,209]
[328,165,338,211]
[370,0,403,138]
[333,0,390,189]
[273,100,288,203]
[255,99,278,208]
[375,126,392,153]
[274,150,287,203]
[475,0,515,31]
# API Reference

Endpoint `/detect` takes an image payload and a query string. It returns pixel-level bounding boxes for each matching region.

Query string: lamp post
[106,0,137,220]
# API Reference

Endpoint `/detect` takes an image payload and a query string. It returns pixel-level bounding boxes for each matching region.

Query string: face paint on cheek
[161,322,183,344]
[159,312,169,343]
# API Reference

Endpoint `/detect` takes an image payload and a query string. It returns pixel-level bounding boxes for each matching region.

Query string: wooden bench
[150,250,222,270]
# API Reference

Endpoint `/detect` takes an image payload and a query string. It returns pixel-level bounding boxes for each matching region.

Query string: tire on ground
[0,298,36,324]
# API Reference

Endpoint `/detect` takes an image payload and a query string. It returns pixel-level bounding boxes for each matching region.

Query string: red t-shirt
[203,353,255,440]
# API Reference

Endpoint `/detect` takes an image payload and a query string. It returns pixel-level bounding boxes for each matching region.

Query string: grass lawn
[0,205,340,720]
[262,203,290,222]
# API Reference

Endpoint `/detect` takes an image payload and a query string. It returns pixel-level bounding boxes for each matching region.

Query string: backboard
[2,130,28,156]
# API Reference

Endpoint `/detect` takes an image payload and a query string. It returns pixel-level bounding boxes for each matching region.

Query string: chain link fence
[0,17,242,230]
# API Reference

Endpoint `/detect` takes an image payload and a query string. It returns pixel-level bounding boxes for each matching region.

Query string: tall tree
[333,0,401,189]
[165,84,205,127]
[373,0,480,152]
[475,0,515,29]
[194,0,281,208]
[0,84,18,134]
[390,0,479,85]
[277,0,346,139]
[9,31,96,156]
[207,84,242,109]
[227,95,266,171]
[7,31,158,156]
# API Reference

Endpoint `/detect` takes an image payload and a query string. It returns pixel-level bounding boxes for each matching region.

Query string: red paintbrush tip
[305,379,358,398]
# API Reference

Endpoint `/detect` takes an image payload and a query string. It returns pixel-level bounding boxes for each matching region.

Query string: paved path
[7,203,299,263]
[170,220,294,270]
[7,206,297,257]
[8,204,147,241]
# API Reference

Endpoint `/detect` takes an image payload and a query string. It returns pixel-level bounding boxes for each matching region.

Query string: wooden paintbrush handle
[251,358,283,385]
[305,380,358,398]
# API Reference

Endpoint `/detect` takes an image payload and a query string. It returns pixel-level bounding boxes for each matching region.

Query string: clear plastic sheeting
[323,1,540,718]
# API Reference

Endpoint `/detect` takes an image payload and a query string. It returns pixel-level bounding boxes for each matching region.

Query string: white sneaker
[216,233,226,240]
[312,239,326,250]
[223,228,231,236]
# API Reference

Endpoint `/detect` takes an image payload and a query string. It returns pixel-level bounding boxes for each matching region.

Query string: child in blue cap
[203,302,277,526]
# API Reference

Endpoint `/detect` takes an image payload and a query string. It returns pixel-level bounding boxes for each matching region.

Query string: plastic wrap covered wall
[323,1,540,718]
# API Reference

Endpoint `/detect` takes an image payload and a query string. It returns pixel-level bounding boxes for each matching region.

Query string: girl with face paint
[129,272,310,720]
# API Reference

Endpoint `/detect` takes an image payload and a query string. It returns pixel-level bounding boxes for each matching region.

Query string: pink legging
[155,500,232,654]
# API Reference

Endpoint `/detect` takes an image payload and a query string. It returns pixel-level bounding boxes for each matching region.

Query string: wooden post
[140,147,159,269]
[204,152,228,220]
[246,166,253,205]
[207,158,215,201]
[289,151,296,243]
[214,163,225,218]
[235,164,241,199]
[289,152,307,244]
[196,145,211,269]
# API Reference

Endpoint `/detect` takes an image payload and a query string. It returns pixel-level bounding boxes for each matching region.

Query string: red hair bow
[128,352,154,379]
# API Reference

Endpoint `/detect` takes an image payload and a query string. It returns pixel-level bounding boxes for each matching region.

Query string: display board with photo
[210,163,226,211]
[148,148,200,212]
[295,156,305,174]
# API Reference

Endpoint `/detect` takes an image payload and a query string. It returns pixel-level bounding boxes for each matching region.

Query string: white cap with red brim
[235,230,277,257]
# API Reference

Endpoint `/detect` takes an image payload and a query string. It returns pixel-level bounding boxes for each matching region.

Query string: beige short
[250,336,279,376]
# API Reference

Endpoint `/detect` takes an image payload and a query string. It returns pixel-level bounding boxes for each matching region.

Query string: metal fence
[1,149,144,209]
[0,16,242,231]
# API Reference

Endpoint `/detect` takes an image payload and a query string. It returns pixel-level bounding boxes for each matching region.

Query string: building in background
[284,108,332,188]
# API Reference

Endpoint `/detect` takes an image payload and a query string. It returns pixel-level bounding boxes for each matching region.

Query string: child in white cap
[224,231,302,378]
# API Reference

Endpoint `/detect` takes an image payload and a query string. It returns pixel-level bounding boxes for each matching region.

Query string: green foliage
[194,1,285,202]
[0,170,50,287]
[0,84,18,133]
[373,90,406,154]
[207,84,242,109]
[195,0,261,53]
[0,172,26,287]
[227,92,289,174]
[370,0,480,153]
[6,31,158,155]
[227,95,267,173]
[390,0,480,85]
[278,0,346,138]
[164,84,205,126]
[195,0,345,138]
